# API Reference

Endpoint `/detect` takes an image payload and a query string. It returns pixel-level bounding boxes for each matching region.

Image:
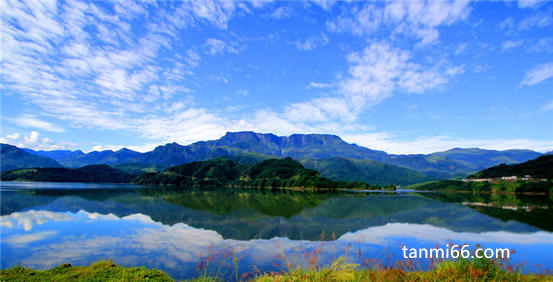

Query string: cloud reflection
[2,209,553,277]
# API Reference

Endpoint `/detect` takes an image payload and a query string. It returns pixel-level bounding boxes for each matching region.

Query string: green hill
[410,155,553,194]
[301,157,435,186]
[134,157,386,190]
[0,164,136,183]
[1,144,62,172]
[469,155,553,180]
[111,163,167,175]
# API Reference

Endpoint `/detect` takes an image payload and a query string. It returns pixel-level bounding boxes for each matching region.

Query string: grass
[251,257,552,282]
[2,256,552,282]
[0,260,174,282]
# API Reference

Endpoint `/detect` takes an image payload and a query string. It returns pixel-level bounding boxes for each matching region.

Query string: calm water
[1,181,552,280]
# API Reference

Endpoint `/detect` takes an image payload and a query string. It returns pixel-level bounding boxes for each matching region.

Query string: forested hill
[469,155,553,180]
[134,157,387,190]
[301,157,435,186]
[0,164,136,183]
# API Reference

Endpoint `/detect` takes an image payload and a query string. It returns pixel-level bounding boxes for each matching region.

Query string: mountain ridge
[1,144,62,172]
[8,131,544,179]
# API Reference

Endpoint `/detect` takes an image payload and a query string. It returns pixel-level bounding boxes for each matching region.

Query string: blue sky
[1,0,552,154]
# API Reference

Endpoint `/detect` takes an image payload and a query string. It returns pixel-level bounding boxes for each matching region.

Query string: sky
[1,0,552,154]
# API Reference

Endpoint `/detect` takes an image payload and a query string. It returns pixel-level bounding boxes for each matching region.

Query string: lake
[1,181,552,280]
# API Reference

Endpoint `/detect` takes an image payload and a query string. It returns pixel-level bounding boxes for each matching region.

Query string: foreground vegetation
[2,257,551,282]
[0,260,173,282]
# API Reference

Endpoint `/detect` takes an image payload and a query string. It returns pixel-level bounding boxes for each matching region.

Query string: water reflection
[1,181,552,280]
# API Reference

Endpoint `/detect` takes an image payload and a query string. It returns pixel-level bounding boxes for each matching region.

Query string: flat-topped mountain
[131,132,388,167]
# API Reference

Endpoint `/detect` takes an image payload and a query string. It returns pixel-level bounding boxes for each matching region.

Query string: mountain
[469,155,553,180]
[134,132,541,178]
[427,147,542,171]
[0,144,62,172]
[22,148,85,164]
[301,157,435,186]
[131,132,389,166]
[24,147,141,167]
[134,157,384,190]
[16,131,544,179]
[1,164,136,183]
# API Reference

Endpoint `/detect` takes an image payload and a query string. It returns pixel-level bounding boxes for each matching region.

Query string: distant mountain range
[1,131,545,185]
[1,144,62,171]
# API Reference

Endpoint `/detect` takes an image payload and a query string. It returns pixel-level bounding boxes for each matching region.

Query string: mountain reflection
[1,182,550,240]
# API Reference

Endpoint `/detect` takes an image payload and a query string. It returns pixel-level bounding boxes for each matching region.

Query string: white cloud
[89,143,159,153]
[200,42,464,141]
[236,89,249,96]
[327,0,472,45]
[284,97,357,123]
[205,38,238,55]
[0,131,75,150]
[518,0,546,8]
[521,62,553,86]
[501,39,523,51]
[293,33,329,51]
[528,37,553,53]
[269,6,294,19]
[342,133,553,154]
[0,0,269,144]
[543,100,553,111]
[454,43,468,55]
[340,42,462,112]
[305,82,333,89]
[519,11,552,30]
[0,0,547,155]
[10,115,64,133]
[137,108,231,146]
[311,0,338,10]
[1,133,21,143]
